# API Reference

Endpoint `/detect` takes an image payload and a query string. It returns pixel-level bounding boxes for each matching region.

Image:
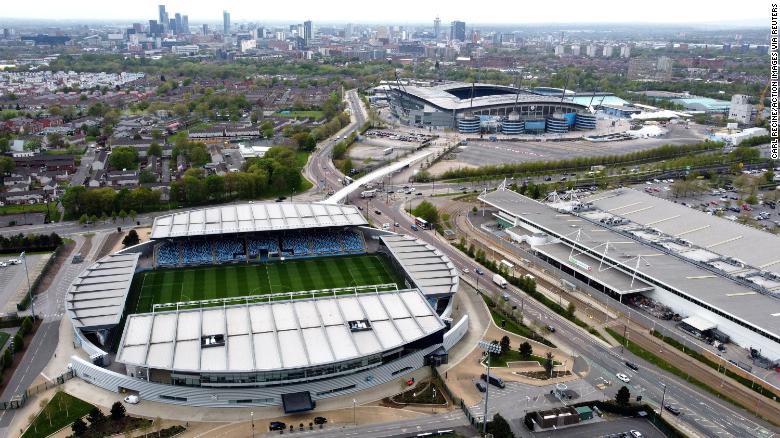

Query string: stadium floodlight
[478,340,501,435]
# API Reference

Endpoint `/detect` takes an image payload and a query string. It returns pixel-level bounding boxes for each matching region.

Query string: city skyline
[0,0,770,25]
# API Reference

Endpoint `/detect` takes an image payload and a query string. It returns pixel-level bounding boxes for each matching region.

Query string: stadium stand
[215,239,245,262]
[247,237,280,259]
[157,242,180,267]
[182,240,213,265]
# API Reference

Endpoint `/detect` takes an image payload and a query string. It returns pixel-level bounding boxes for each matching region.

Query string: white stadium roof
[397,82,586,111]
[117,289,445,373]
[381,235,459,297]
[66,253,140,329]
[151,202,367,239]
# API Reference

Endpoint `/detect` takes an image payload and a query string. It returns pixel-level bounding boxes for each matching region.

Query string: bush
[616,385,631,406]
[72,418,87,436]
[110,401,125,420]
[87,407,105,425]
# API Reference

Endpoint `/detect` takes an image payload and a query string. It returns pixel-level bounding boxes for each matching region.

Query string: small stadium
[66,201,460,409]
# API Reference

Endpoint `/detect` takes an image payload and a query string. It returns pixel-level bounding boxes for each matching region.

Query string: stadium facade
[67,202,466,408]
[479,189,780,364]
[387,82,597,134]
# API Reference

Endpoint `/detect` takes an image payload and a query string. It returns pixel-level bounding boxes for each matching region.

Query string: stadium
[65,202,464,409]
[387,82,597,134]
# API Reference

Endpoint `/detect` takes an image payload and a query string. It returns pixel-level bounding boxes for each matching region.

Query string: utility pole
[22,252,34,319]
[479,340,501,435]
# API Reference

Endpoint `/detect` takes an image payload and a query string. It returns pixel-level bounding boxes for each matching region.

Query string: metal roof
[116,289,445,374]
[396,82,588,112]
[585,189,780,278]
[150,202,367,239]
[66,253,140,329]
[380,234,459,296]
[479,189,780,342]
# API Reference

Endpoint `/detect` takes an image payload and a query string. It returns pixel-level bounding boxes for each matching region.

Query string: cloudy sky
[1,0,770,25]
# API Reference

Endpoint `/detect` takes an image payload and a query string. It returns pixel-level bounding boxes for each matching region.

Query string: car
[664,404,681,416]
[394,222,399,227]
[269,421,287,431]
[462,268,470,274]
[406,378,415,386]
[480,373,505,388]
[546,325,556,333]
[313,416,328,425]
[382,223,390,230]
[629,430,643,438]
[416,192,423,196]
[374,210,382,215]
[544,176,552,181]
[123,395,139,404]
[410,224,419,231]
[475,268,484,275]
[625,361,639,371]
[475,381,487,392]
[7,259,20,265]
[616,373,631,383]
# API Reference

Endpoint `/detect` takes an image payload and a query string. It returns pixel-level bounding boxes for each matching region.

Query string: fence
[0,370,74,410]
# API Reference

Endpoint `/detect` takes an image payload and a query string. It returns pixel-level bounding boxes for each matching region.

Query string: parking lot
[0,253,47,312]
[532,417,665,438]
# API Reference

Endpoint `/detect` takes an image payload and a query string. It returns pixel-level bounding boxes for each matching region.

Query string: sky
[0,0,770,25]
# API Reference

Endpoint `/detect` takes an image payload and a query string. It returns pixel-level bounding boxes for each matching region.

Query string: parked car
[546,325,556,333]
[480,373,505,388]
[269,421,287,431]
[374,210,382,215]
[313,416,328,425]
[475,381,487,392]
[630,430,643,438]
[616,373,631,383]
[123,395,139,404]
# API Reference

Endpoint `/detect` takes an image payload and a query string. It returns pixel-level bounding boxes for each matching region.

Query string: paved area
[0,253,48,313]
[531,417,666,438]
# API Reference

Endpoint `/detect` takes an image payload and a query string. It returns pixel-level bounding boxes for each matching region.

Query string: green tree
[109,146,139,170]
[147,142,163,158]
[12,334,23,352]
[72,418,88,436]
[543,351,554,376]
[615,385,631,406]
[110,401,126,420]
[566,302,576,317]
[122,230,140,247]
[499,335,511,355]
[519,341,533,359]
[411,200,440,227]
[87,406,106,425]
[486,413,514,438]
[2,348,12,368]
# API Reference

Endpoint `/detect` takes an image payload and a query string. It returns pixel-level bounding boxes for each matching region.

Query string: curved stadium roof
[151,202,367,239]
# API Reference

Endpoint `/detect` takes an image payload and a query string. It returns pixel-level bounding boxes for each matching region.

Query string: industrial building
[479,188,780,363]
[387,82,596,134]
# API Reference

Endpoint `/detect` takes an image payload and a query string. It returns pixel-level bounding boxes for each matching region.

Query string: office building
[303,20,312,46]
[223,10,231,34]
[729,94,754,125]
[602,45,614,57]
[158,5,168,32]
[450,21,466,42]
[202,24,209,36]
[181,15,189,34]
[174,13,181,34]
[433,17,441,40]
[586,44,598,57]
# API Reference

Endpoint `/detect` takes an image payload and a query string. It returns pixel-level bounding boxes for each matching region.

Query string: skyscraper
[174,13,182,34]
[181,15,189,34]
[223,10,231,34]
[158,5,167,31]
[303,20,312,46]
[433,17,440,40]
[450,21,465,42]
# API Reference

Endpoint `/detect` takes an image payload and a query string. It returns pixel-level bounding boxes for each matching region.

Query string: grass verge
[22,392,94,438]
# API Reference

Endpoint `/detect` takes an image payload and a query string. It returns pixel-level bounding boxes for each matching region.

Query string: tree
[28,413,38,433]
[39,398,51,426]
[543,351,554,376]
[519,341,533,359]
[615,385,631,406]
[122,230,140,247]
[12,334,23,352]
[110,401,126,420]
[2,348,11,368]
[499,335,511,355]
[20,316,32,336]
[0,156,15,185]
[566,302,576,317]
[411,201,440,227]
[87,406,106,425]
[154,416,163,436]
[57,388,70,417]
[486,413,514,438]
[147,142,163,158]
[72,418,88,436]
[109,146,139,170]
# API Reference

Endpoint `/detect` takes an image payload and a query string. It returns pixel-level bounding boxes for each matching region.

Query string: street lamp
[478,339,501,436]
[21,252,34,319]
[659,382,668,419]
[250,411,254,438]
[352,398,357,426]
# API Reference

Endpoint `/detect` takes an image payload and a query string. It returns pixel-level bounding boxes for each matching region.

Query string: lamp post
[250,411,254,438]
[478,340,501,436]
[659,382,668,419]
[21,252,34,319]
[352,398,357,426]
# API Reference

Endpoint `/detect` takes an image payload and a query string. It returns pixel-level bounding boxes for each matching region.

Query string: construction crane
[754,83,770,123]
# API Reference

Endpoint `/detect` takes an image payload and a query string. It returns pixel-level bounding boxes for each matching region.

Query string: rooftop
[380,234,459,297]
[150,202,367,239]
[116,289,445,374]
[66,252,140,329]
[479,189,780,342]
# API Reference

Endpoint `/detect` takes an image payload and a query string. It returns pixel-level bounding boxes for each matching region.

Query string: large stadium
[387,82,597,134]
[65,202,463,409]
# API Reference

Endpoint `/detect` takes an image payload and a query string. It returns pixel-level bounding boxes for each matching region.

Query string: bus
[414,217,431,230]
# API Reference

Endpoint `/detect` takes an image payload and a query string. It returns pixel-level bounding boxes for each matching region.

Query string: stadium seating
[340,231,365,253]
[215,239,245,262]
[247,237,280,258]
[157,242,180,267]
[182,240,213,265]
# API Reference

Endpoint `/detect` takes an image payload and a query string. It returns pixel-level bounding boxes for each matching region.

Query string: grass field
[128,254,404,314]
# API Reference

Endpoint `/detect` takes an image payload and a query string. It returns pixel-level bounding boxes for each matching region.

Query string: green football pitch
[127,254,404,314]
